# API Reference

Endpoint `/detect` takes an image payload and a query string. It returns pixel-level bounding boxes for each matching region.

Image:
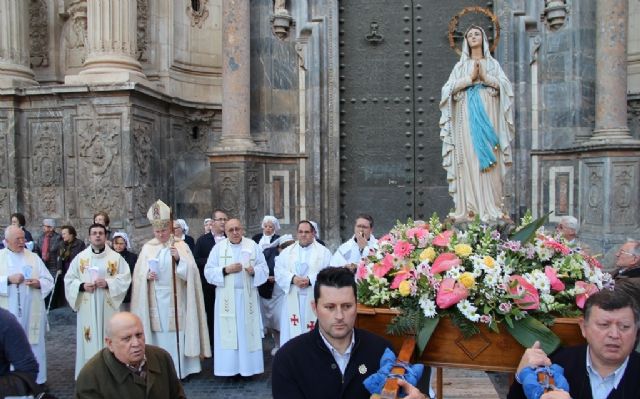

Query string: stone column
[0,0,37,88]
[66,0,144,84]
[218,0,256,150]
[591,0,632,142]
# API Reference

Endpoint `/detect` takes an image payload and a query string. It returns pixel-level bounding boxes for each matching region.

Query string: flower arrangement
[356,212,613,353]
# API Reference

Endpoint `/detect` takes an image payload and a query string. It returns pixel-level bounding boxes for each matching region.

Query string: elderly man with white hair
[0,224,54,385]
[556,215,579,245]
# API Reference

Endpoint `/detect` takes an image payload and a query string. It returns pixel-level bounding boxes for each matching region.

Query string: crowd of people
[1,204,639,399]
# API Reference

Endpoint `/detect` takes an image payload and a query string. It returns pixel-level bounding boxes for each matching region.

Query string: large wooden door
[339,0,488,236]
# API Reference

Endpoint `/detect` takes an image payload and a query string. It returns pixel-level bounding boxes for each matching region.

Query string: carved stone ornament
[542,0,569,31]
[187,0,210,28]
[137,0,149,61]
[271,3,293,41]
[63,0,88,68]
[29,0,49,67]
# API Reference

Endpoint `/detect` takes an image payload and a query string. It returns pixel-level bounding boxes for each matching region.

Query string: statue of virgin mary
[439,25,514,223]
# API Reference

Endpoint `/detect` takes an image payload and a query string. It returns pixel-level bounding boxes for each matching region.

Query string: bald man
[75,312,185,399]
[0,225,54,385]
[205,218,268,377]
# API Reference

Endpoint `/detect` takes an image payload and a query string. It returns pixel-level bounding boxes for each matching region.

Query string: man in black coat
[272,267,426,399]
[193,209,227,346]
[508,289,640,399]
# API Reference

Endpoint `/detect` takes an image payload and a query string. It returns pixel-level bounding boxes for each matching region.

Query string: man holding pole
[131,200,210,379]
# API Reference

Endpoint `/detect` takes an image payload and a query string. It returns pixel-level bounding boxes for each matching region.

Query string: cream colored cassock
[0,248,54,384]
[205,237,268,376]
[64,246,131,378]
[275,241,331,347]
[330,235,378,267]
[131,238,211,379]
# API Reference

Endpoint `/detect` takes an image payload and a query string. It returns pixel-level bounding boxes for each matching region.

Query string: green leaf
[510,212,552,244]
[416,316,440,354]
[505,316,561,354]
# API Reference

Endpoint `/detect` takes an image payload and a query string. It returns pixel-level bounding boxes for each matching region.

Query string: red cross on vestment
[307,320,315,331]
[290,314,299,326]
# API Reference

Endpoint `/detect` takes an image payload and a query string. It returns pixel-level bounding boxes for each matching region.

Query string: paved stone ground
[44,306,508,399]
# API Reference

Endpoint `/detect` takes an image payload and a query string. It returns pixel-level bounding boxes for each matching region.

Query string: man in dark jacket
[193,209,227,346]
[508,289,640,399]
[272,267,425,399]
[0,307,40,397]
[612,240,640,301]
[75,312,185,399]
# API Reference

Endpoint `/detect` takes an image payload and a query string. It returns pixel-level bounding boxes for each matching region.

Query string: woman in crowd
[10,212,34,243]
[52,225,85,308]
[173,219,195,252]
[93,211,112,242]
[112,232,138,310]
[252,215,281,251]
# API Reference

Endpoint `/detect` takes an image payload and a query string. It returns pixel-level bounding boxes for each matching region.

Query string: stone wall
[0,84,220,249]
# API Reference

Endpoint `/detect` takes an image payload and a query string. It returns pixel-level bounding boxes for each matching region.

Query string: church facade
[0,0,638,253]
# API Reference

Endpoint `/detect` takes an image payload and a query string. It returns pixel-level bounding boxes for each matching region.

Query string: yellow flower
[420,247,436,262]
[458,272,475,288]
[398,280,412,297]
[454,244,473,258]
[483,256,495,268]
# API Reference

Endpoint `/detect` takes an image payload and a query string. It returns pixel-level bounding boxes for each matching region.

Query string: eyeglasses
[227,227,243,233]
[618,250,636,257]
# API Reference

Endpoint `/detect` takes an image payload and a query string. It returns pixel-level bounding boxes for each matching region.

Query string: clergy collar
[91,245,106,254]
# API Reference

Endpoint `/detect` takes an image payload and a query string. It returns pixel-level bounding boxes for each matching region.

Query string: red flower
[431,252,461,274]
[436,278,469,309]
[433,230,454,247]
[508,275,540,310]
[575,281,599,309]
[390,266,413,289]
[544,266,566,292]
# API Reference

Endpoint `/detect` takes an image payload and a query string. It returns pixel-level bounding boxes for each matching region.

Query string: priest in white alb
[130,200,211,379]
[64,223,131,378]
[204,218,268,377]
[275,220,331,347]
[0,225,54,385]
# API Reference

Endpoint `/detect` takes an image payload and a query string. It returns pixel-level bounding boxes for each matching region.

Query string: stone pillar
[0,0,37,88]
[65,0,144,84]
[591,0,633,142]
[218,0,256,150]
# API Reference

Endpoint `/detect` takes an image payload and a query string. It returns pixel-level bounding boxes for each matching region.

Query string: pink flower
[436,278,469,309]
[356,264,368,281]
[433,230,454,247]
[508,275,540,310]
[378,234,394,245]
[390,267,412,289]
[372,254,395,278]
[406,227,428,241]
[544,266,566,292]
[393,240,414,258]
[543,238,571,256]
[575,281,599,309]
[431,252,462,274]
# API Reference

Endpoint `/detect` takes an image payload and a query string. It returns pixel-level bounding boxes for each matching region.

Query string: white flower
[457,300,480,322]
[419,296,437,318]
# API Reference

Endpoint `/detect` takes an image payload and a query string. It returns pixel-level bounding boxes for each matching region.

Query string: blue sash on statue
[467,84,499,171]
